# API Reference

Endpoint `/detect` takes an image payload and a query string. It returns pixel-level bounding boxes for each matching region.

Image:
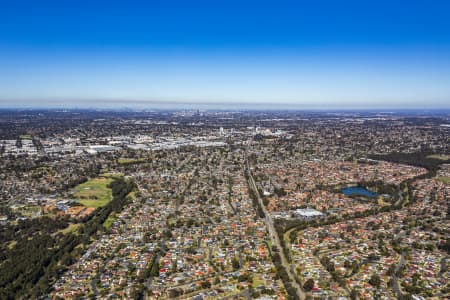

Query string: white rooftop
[294,208,323,217]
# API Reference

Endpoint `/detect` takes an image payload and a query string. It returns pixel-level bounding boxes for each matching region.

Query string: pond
[341,186,378,198]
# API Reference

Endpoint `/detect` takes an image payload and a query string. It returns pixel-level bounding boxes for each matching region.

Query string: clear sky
[1,0,450,109]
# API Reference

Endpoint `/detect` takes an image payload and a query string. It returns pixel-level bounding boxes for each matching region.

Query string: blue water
[341,186,378,198]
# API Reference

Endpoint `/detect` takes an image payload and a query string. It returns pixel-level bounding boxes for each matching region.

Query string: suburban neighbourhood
[0,110,449,299]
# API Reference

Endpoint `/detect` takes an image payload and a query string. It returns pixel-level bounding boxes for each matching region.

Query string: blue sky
[1,0,450,109]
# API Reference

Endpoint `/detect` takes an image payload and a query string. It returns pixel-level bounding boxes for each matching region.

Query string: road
[90,278,99,296]
[245,151,306,300]
[438,257,448,277]
[391,252,405,298]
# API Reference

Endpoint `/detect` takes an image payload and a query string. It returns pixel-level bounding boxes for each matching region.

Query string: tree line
[0,176,136,299]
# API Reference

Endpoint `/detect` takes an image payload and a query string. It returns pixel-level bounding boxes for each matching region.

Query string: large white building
[294,208,324,219]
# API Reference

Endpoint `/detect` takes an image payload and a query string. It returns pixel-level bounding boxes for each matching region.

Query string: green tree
[369,273,381,287]
[232,256,240,270]
[350,288,360,300]
[303,278,314,291]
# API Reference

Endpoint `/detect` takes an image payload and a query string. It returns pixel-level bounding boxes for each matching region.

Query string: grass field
[117,158,147,165]
[436,176,450,184]
[17,205,41,218]
[75,177,114,208]
[427,154,450,160]
[377,197,389,206]
[58,223,80,235]
[7,240,17,250]
[103,214,118,229]
[100,172,124,178]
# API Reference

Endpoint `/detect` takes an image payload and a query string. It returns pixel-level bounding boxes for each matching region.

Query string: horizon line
[1,106,450,113]
[0,98,449,111]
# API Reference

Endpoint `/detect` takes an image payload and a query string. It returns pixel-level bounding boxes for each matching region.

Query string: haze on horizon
[1,0,450,109]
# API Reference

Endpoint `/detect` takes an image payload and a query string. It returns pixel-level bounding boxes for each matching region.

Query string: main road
[244,150,305,300]
[391,252,406,298]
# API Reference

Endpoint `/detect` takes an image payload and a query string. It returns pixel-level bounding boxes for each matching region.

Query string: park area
[74,176,114,208]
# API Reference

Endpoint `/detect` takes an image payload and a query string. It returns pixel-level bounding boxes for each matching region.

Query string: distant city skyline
[1,0,450,109]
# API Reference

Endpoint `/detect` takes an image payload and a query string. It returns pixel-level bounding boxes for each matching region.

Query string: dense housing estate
[0,110,449,299]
